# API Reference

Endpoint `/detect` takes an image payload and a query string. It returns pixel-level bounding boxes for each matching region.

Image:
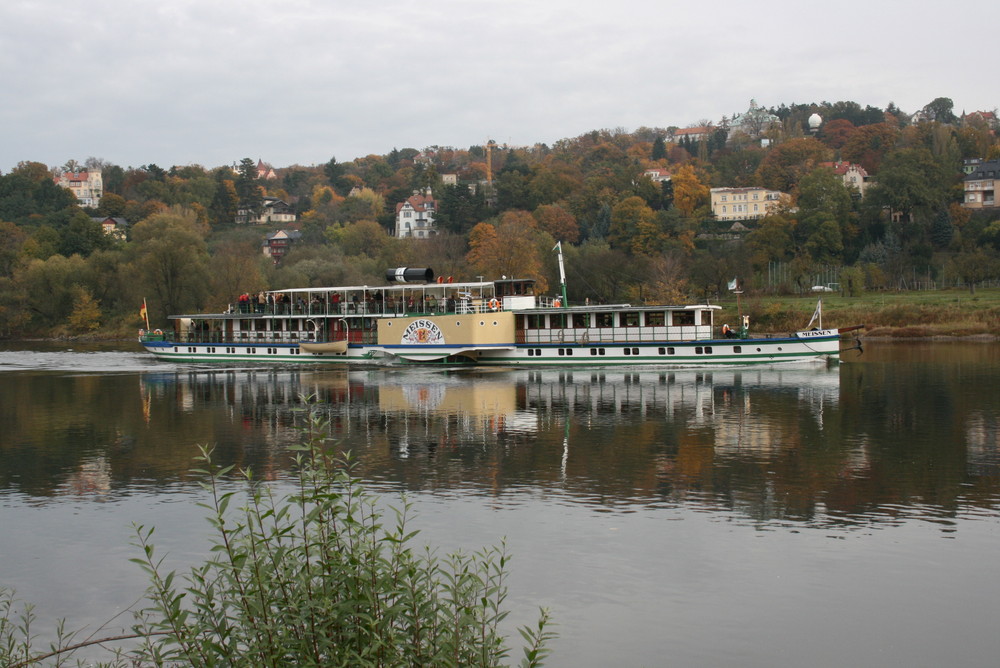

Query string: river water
[1,341,999,667]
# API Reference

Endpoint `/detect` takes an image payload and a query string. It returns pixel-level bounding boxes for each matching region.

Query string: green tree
[0,163,78,224]
[324,156,351,195]
[337,188,384,223]
[210,179,239,226]
[235,158,263,220]
[58,210,108,257]
[128,208,210,320]
[326,220,391,257]
[435,183,487,235]
[97,192,127,217]
[864,148,951,224]
[945,249,998,294]
[651,136,667,161]
[0,221,27,277]
[16,253,89,328]
[921,97,957,124]
[609,196,659,255]
[745,214,796,270]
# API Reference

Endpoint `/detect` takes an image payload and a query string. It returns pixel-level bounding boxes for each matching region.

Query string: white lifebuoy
[489,298,500,311]
[154,329,163,335]
[138,329,146,337]
[722,324,730,335]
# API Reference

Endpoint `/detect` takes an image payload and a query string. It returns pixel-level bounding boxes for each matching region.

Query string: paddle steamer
[140,265,858,367]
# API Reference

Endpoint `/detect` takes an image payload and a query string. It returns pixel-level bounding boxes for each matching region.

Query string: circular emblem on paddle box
[401,319,445,345]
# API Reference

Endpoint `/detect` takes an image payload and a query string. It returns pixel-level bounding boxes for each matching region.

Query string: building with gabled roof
[643,168,671,182]
[91,216,128,240]
[819,161,870,197]
[671,126,712,143]
[236,197,297,225]
[55,170,103,208]
[262,228,302,262]
[962,159,1000,210]
[395,188,437,238]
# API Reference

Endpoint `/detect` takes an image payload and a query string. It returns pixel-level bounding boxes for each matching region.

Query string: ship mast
[554,241,568,307]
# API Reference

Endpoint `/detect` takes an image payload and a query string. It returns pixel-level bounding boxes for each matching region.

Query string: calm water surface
[1,340,999,667]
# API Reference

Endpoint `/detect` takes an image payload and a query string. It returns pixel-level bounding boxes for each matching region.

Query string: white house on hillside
[236,197,297,225]
[395,188,437,238]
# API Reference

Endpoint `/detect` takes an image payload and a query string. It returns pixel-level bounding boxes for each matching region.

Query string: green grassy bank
[717,288,1000,339]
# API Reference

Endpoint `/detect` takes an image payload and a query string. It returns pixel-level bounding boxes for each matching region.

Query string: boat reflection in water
[136,364,887,521]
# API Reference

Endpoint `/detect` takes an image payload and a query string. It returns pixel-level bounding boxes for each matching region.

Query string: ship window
[658,347,665,355]
[705,346,713,354]
[695,347,703,354]
[572,313,589,328]
[645,312,665,327]
[668,347,675,355]
[624,348,631,355]
[672,311,695,326]
[734,346,742,353]
[566,348,573,356]
[622,312,640,327]
[596,313,613,328]
[590,348,598,356]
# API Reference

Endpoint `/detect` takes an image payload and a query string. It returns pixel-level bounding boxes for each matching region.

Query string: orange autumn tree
[671,164,709,217]
[466,211,548,291]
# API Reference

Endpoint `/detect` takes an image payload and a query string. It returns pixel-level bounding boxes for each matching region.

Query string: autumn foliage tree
[670,164,709,217]
[466,211,548,291]
[609,196,660,254]
[840,122,900,173]
[533,204,579,243]
[754,137,830,192]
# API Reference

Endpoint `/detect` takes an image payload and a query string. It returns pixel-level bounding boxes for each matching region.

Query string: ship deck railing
[230,299,500,317]
[516,326,715,345]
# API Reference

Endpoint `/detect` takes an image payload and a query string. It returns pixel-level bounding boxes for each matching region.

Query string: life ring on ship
[138,329,146,337]
[154,329,163,335]
[489,298,500,311]
[721,324,730,336]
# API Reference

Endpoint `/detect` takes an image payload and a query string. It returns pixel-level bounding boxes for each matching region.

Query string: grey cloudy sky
[1,0,994,173]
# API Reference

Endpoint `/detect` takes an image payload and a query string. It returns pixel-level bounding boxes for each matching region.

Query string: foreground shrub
[2,404,553,667]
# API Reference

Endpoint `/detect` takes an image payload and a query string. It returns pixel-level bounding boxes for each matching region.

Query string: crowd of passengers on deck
[233,290,476,316]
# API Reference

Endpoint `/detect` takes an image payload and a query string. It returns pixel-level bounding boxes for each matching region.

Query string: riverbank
[5,288,1000,342]
[718,287,1000,340]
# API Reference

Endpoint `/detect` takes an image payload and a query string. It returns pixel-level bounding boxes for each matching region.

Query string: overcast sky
[1,0,995,174]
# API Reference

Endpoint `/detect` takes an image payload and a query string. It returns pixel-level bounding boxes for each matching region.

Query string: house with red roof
[54,170,103,207]
[395,188,437,238]
[819,161,869,197]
